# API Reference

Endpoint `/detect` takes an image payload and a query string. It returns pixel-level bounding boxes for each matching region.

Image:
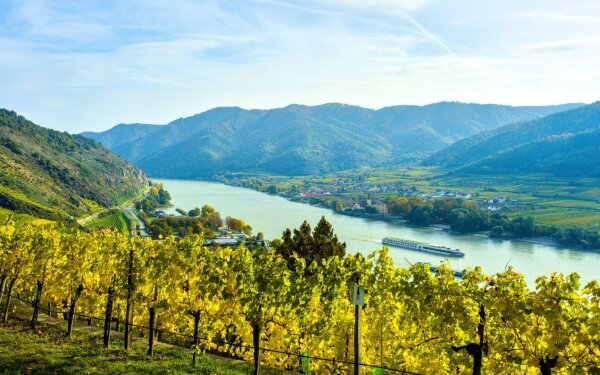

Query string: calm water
[160,179,600,285]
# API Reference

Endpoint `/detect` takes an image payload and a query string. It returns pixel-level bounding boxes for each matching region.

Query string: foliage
[276,216,346,272]
[3,223,600,374]
[147,217,212,238]
[147,204,224,238]
[135,182,171,213]
[225,217,252,236]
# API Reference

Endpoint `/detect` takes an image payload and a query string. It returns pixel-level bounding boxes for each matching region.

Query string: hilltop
[425,102,600,177]
[82,102,581,178]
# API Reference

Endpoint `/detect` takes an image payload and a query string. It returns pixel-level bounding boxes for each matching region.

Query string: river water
[160,179,600,285]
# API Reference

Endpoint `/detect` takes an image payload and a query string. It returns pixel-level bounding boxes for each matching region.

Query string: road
[123,205,149,238]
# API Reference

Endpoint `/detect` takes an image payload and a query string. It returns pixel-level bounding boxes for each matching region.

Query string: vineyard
[1,224,600,374]
[0,207,48,227]
[83,210,131,233]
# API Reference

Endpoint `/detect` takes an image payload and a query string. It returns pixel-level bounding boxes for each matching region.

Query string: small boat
[382,237,465,257]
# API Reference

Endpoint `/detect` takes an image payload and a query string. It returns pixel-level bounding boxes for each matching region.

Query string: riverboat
[382,237,465,257]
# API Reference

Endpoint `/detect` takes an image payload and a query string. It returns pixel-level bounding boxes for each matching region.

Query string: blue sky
[1,0,600,132]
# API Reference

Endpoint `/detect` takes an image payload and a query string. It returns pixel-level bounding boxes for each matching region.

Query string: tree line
[135,181,171,213]
[385,197,600,248]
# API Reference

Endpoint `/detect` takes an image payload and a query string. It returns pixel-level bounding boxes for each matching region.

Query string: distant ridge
[424,102,600,177]
[82,102,583,178]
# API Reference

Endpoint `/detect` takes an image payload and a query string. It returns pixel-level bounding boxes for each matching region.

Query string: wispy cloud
[511,10,600,24]
[0,0,599,132]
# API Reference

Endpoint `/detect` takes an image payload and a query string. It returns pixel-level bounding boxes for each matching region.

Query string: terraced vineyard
[0,207,38,227]
[83,210,131,233]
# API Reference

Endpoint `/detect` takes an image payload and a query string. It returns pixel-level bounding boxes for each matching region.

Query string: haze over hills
[0,109,146,220]
[425,102,600,177]
[81,123,162,149]
[82,102,582,178]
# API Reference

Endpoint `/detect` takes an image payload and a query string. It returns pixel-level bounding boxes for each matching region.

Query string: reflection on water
[160,179,600,285]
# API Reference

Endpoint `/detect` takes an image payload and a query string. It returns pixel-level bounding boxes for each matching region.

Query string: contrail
[400,12,456,56]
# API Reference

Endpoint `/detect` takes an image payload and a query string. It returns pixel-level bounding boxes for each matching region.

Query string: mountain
[424,102,600,177]
[0,109,146,220]
[81,123,162,149]
[83,102,583,178]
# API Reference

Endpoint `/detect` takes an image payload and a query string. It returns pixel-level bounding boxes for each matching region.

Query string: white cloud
[1,0,599,132]
[512,10,600,23]
[516,36,600,53]
[323,0,427,12]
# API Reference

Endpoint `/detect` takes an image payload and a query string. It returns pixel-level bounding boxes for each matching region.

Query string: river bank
[233,185,581,250]
[156,178,600,284]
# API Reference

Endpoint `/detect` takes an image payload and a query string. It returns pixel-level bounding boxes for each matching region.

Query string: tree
[490,226,504,238]
[276,216,346,272]
[226,217,252,235]
[331,200,344,212]
[201,204,216,218]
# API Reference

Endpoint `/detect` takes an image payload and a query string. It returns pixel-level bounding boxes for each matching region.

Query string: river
[160,179,600,285]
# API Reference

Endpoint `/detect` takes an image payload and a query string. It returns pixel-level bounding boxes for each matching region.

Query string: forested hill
[424,102,600,177]
[81,123,161,149]
[82,102,582,178]
[0,109,146,220]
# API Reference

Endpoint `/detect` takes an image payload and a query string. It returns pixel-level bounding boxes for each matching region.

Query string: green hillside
[81,123,162,149]
[83,102,581,178]
[0,109,146,220]
[425,102,600,177]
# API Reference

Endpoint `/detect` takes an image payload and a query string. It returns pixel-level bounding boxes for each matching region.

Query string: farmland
[216,166,600,231]
[83,209,131,233]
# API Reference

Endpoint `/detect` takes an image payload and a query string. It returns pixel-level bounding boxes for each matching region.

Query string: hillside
[83,102,582,178]
[0,109,146,220]
[81,123,162,149]
[425,102,600,177]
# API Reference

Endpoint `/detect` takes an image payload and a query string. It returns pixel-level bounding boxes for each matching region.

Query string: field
[222,166,600,231]
[84,210,131,233]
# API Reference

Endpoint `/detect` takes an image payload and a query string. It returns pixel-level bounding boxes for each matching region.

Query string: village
[294,182,519,214]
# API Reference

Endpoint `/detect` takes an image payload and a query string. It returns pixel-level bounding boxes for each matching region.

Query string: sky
[1,0,600,133]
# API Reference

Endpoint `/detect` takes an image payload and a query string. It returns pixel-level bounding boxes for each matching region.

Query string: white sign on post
[351,284,364,307]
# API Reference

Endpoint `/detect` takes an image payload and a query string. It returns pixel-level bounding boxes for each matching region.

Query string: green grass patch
[0,319,283,375]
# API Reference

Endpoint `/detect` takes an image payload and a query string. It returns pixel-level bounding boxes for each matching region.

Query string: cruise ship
[382,237,465,257]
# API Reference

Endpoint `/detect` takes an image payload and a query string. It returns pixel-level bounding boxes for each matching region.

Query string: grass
[0,314,285,375]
